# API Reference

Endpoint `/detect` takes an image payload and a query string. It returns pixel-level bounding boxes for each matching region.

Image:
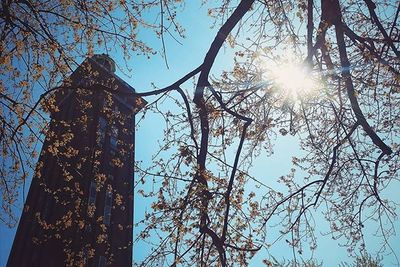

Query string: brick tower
[7,55,146,267]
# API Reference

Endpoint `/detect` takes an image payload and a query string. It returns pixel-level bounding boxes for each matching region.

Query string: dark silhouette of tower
[7,55,146,267]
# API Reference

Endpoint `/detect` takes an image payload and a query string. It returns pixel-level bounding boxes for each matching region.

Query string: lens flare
[258,54,319,100]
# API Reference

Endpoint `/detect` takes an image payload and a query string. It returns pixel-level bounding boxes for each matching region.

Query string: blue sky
[127,2,400,265]
[1,1,399,266]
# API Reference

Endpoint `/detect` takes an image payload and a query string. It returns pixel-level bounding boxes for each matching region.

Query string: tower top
[91,54,116,73]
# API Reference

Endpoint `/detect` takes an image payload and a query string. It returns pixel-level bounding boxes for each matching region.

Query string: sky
[1,1,399,266]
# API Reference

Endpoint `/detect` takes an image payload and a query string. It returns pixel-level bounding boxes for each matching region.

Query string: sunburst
[259,53,319,100]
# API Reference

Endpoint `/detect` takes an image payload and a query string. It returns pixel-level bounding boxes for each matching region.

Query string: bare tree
[134,0,399,265]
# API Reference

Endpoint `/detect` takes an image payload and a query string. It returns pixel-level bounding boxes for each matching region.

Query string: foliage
[134,0,399,265]
[0,0,184,226]
[1,0,399,266]
[265,253,381,267]
[264,256,323,267]
[340,253,383,267]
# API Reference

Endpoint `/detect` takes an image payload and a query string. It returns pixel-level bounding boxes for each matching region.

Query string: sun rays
[258,53,320,100]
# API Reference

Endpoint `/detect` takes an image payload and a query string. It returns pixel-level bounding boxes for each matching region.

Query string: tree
[0,0,183,225]
[340,252,383,267]
[267,257,323,267]
[267,253,381,267]
[1,0,399,266]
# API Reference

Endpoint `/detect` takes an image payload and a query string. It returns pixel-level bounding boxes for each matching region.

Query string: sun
[259,55,319,100]
[269,63,316,97]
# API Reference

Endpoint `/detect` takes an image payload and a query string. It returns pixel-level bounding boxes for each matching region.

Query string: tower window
[97,117,107,145]
[110,136,118,150]
[98,256,106,267]
[88,181,97,205]
[109,125,118,156]
[103,191,113,225]
[85,224,92,233]
[101,96,111,112]
[110,125,118,151]
[82,247,88,266]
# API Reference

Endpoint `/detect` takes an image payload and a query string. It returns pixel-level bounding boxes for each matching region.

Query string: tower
[7,55,146,267]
